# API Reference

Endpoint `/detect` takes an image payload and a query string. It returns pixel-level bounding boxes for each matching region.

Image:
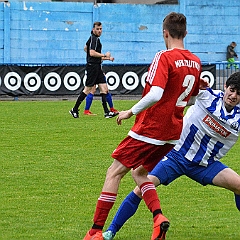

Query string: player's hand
[199,78,210,90]
[105,52,111,58]
[110,57,114,62]
[117,109,133,125]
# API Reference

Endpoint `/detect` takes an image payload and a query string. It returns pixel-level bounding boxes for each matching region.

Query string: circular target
[122,71,139,90]
[24,72,41,92]
[200,71,215,88]
[105,72,120,90]
[44,72,61,91]
[64,72,81,91]
[141,72,148,88]
[83,74,87,86]
[4,72,21,91]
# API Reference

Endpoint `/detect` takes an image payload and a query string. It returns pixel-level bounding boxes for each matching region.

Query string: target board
[0,64,215,96]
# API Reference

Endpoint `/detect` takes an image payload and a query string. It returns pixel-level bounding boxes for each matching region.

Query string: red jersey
[130,48,201,143]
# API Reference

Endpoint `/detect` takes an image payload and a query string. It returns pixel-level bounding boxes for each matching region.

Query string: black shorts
[85,63,106,87]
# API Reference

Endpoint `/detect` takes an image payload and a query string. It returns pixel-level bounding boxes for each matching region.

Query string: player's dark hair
[163,12,186,39]
[226,72,240,91]
[93,21,102,28]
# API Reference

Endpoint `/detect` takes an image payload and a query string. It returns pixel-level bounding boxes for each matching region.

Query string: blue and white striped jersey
[174,88,240,167]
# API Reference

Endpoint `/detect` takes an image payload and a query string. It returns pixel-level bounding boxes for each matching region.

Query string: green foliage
[0,99,239,239]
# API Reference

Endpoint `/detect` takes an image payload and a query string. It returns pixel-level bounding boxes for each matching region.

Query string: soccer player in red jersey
[83,12,204,240]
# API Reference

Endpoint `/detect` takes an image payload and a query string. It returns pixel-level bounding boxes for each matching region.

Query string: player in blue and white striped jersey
[102,72,240,240]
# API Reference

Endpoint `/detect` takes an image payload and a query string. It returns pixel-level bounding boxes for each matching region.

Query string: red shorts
[111,136,174,172]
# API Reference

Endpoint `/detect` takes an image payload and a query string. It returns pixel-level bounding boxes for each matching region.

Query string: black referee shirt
[86,33,102,64]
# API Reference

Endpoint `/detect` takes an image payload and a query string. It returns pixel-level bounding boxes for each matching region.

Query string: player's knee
[131,167,148,182]
[106,163,127,182]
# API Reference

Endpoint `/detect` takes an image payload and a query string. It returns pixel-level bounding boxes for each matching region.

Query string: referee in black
[69,21,117,118]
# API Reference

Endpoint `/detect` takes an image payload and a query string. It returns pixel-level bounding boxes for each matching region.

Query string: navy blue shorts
[150,149,228,186]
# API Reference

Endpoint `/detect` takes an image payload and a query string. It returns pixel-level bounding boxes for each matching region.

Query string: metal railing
[205,61,240,90]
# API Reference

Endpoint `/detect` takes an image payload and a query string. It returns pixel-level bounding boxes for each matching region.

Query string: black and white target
[44,72,61,91]
[105,71,120,90]
[64,72,81,91]
[24,73,41,92]
[83,73,87,86]
[200,71,215,88]
[122,71,139,90]
[4,72,21,91]
[141,72,148,88]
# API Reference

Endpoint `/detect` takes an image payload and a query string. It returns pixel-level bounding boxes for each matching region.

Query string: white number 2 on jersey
[176,75,195,107]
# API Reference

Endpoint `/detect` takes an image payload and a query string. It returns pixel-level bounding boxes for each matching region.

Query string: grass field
[0,98,240,240]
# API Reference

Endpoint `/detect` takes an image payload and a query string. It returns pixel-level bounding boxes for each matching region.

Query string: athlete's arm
[89,49,112,60]
[89,49,105,58]
[116,86,164,125]
[132,86,164,114]
[199,78,210,90]
[187,78,209,106]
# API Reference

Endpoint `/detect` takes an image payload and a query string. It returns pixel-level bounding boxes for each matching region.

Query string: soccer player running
[69,22,118,119]
[103,72,240,240]
[83,12,203,240]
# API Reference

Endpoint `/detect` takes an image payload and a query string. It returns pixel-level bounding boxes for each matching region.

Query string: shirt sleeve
[131,86,164,115]
[89,35,97,51]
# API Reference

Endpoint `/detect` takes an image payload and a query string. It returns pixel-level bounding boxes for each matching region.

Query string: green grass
[0,99,239,239]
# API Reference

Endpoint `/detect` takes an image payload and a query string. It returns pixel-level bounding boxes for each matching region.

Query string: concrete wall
[0,0,239,64]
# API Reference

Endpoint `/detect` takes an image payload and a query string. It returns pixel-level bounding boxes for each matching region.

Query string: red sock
[89,192,117,235]
[140,182,161,216]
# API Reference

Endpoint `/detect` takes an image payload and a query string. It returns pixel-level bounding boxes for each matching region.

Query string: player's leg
[69,86,93,118]
[132,165,170,240]
[84,93,94,111]
[106,92,113,108]
[83,159,130,239]
[191,160,240,211]
[70,65,96,118]
[102,74,118,113]
[97,69,112,117]
[227,58,232,68]
[97,69,118,118]
[130,144,175,240]
[235,194,240,210]
[106,92,118,113]
[98,82,110,114]
[103,149,183,240]
[212,168,240,210]
[233,61,239,69]
[227,58,234,69]
[103,175,160,240]
[84,86,97,115]
[98,82,118,118]
[103,189,141,240]
[103,139,173,240]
